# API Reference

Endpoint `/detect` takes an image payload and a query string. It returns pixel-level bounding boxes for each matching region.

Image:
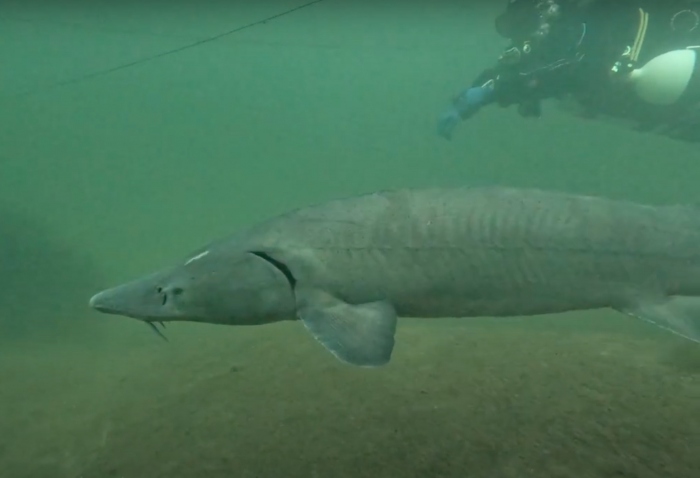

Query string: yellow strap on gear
[630,8,649,63]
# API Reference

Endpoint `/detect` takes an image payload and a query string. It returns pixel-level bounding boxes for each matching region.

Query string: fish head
[89,247,297,326]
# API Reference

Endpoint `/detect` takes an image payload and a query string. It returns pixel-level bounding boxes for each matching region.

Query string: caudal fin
[619,296,700,343]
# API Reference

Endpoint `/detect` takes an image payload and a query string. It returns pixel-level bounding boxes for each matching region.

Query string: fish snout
[89,289,121,315]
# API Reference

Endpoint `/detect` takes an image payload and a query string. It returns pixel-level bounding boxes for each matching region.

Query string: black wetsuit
[473,0,700,142]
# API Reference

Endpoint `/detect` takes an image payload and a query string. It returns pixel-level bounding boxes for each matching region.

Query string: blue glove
[437,86,493,140]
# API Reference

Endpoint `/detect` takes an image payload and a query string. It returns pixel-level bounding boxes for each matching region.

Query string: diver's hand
[437,85,493,140]
[437,107,461,140]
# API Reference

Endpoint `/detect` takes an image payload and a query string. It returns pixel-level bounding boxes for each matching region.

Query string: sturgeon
[89,187,700,366]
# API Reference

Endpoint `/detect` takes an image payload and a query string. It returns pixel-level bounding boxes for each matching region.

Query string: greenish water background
[1,1,699,477]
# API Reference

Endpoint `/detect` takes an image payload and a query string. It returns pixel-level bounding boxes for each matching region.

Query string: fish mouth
[89,287,154,320]
[90,290,169,341]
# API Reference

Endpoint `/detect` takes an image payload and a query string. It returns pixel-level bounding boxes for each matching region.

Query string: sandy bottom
[2,311,699,478]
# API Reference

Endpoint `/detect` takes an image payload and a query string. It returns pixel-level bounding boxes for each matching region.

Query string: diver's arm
[468,54,583,113]
[437,60,578,139]
[436,65,515,140]
[441,64,531,122]
[449,66,512,119]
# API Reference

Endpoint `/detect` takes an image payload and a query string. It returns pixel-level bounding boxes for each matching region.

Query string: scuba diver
[437,0,700,143]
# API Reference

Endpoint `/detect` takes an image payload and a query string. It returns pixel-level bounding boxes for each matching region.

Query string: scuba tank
[626,48,698,105]
[610,6,700,106]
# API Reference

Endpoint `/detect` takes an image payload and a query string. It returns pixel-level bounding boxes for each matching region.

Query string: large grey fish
[89,187,700,366]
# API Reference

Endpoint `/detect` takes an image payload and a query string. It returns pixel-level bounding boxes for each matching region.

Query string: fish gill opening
[250,251,297,288]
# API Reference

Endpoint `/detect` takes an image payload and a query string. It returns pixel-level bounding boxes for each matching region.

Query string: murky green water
[1,2,699,477]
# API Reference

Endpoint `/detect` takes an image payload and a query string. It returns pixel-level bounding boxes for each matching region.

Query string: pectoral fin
[295,288,398,367]
[618,296,700,343]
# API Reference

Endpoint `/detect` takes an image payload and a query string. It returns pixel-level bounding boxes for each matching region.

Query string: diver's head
[495,0,566,43]
[495,0,583,66]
